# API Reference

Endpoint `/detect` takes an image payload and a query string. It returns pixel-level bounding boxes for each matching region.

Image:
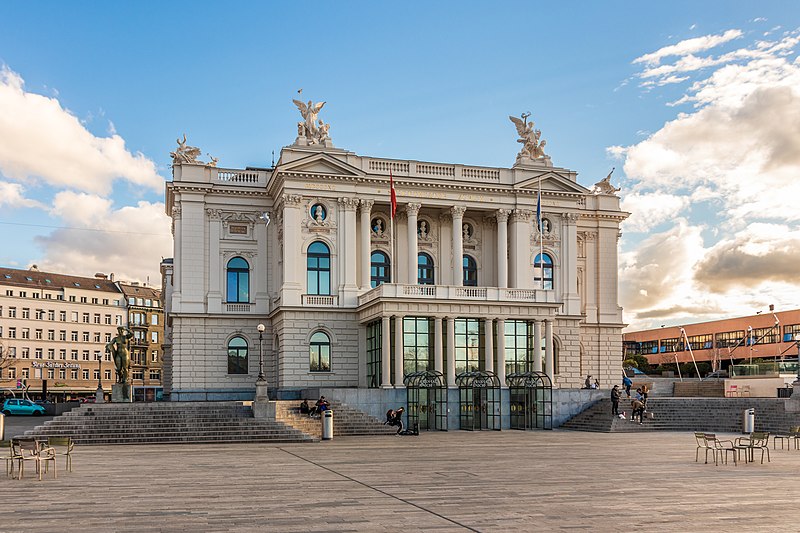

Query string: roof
[0,266,121,293]
[118,283,161,300]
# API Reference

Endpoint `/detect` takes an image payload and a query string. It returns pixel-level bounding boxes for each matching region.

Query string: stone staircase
[23,402,318,445]
[561,397,800,433]
[275,399,397,438]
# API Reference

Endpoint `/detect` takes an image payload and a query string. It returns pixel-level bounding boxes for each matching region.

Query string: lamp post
[96,349,106,403]
[257,323,266,382]
[794,333,800,385]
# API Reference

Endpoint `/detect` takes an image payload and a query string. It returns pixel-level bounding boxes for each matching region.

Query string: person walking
[622,374,632,398]
[630,398,645,424]
[611,385,622,416]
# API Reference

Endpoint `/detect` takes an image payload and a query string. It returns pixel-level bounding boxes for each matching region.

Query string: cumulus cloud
[0,66,163,195]
[617,28,800,330]
[0,181,46,209]
[34,191,171,283]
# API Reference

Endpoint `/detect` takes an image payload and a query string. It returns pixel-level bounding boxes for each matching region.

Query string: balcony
[302,295,338,307]
[225,303,254,313]
[357,284,557,306]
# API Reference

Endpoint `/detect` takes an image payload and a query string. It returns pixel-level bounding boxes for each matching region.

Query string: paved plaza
[3,429,800,532]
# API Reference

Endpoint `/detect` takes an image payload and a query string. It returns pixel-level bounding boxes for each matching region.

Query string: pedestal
[95,386,105,404]
[111,383,132,403]
[784,381,800,413]
[253,380,275,419]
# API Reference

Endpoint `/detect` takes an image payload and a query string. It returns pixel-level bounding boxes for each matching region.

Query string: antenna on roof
[272,150,275,168]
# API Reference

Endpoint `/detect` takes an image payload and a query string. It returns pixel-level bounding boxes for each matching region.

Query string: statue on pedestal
[106,326,133,384]
[592,168,621,195]
[509,113,548,162]
[292,91,332,145]
[170,134,203,165]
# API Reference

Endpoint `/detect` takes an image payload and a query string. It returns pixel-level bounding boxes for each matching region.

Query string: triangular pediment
[516,171,589,194]
[279,152,365,178]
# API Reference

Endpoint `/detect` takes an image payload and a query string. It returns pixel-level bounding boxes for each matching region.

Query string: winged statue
[293,98,326,139]
[170,134,202,165]
[509,113,547,161]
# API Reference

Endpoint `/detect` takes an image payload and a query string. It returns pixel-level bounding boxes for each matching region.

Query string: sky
[1,1,799,331]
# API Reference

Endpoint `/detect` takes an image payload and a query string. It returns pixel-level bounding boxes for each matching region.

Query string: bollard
[322,410,333,440]
[743,408,755,433]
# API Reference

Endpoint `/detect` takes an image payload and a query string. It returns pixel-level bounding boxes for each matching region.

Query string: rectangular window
[47,348,54,359]
[35,309,44,320]
[48,310,55,320]
[71,312,78,322]
[80,297,87,304]
[6,290,12,296]
[71,369,78,380]
[82,313,89,323]
[22,308,30,318]
[8,368,16,379]
[454,318,483,375]
[82,369,89,380]
[151,351,158,363]
[70,350,78,360]
[47,369,54,380]
[402,317,432,374]
[21,348,29,359]
[752,326,779,344]
[715,330,745,349]
[151,314,158,326]
[9,307,16,318]
[21,328,30,339]
[115,315,122,325]
[151,332,158,343]
[59,330,66,341]
[22,368,29,379]
[71,331,78,341]
[35,329,43,340]
[94,369,100,380]
[105,333,112,343]
[784,324,800,343]
[94,332,101,342]
[104,370,112,380]
[94,351,101,361]
[104,314,111,325]
[504,319,531,376]
[82,332,90,342]
[48,329,55,340]
[92,298,98,305]
[82,350,90,361]
[149,369,161,380]
[59,349,66,360]
[93,314,100,324]
[132,370,143,380]
[9,327,16,339]
[659,338,683,353]
[60,311,66,321]
[59,369,66,379]
[35,348,42,359]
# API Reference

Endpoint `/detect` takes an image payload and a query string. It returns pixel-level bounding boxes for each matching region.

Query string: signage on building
[31,362,81,369]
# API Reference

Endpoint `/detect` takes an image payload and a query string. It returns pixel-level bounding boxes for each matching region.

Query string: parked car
[2,398,46,416]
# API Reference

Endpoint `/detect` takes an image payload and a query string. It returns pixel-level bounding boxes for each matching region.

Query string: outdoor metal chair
[735,432,771,464]
[703,433,737,466]
[13,438,56,481]
[725,384,739,397]
[773,426,800,450]
[47,436,75,472]
[695,432,713,463]
[1,440,16,478]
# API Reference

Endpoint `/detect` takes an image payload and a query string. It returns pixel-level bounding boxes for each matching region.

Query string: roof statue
[509,113,549,164]
[293,89,332,146]
[592,167,621,195]
[170,134,203,165]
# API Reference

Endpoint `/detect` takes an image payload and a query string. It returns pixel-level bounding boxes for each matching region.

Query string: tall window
[227,337,248,374]
[307,241,331,295]
[454,318,482,374]
[418,253,434,285]
[534,253,553,289]
[226,257,250,302]
[366,320,382,388]
[371,251,391,288]
[310,331,331,372]
[463,255,477,287]
[505,320,531,375]
[403,317,432,374]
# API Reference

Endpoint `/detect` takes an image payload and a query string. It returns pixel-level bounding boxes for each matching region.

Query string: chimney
[110,273,115,282]
[95,273,108,279]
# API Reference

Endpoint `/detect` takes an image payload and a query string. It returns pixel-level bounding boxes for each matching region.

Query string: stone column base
[785,381,800,413]
[253,400,276,420]
[95,387,105,404]
[111,383,132,403]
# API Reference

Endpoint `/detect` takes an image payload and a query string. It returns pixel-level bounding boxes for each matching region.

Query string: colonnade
[380,315,555,388]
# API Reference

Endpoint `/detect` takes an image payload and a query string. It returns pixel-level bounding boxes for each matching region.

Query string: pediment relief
[515,173,588,195]
[279,153,365,178]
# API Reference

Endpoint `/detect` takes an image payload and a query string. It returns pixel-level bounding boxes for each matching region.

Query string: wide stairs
[23,402,317,445]
[275,399,396,438]
[561,397,800,433]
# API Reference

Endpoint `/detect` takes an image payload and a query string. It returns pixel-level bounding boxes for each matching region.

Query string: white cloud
[633,29,743,66]
[620,192,691,232]
[34,191,171,283]
[0,66,164,195]
[0,181,46,209]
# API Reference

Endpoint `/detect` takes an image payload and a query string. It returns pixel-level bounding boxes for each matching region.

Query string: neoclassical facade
[163,108,627,427]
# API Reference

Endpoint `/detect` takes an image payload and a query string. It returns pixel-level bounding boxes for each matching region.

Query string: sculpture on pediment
[293,91,331,145]
[207,154,219,167]
[509,113,547,162]
[592,168,620,195]
[170,134,203,165]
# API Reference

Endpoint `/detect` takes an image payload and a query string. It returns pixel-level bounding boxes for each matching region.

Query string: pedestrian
[584,375,592,389]
[611,385,622,416]
[622,374,632,398]
[630,398,645,424]
[640,384,650,409]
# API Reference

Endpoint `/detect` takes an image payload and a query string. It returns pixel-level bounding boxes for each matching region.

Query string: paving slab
[3,430,800,532]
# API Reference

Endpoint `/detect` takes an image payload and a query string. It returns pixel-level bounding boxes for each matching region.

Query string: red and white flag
[389,170,397,219]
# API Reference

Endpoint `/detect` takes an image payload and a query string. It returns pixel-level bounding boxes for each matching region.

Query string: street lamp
[257,323,266,382]
[794,333,800,385]
[96,348,106,403]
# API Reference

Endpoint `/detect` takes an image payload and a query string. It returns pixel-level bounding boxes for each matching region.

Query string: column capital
[337,197,360,211]
[205,208,222,220]
[171,205,182,220]
[406,202,421,216]
[450,206,467,219]
[359,199,375,212]
[511,209,534,222]
[561,212,580,224]
[495,208,510,223]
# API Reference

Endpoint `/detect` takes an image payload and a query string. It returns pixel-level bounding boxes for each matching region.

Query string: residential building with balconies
[118,282,164,401]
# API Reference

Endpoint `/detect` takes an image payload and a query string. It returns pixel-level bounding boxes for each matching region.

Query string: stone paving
[3,430,800,532]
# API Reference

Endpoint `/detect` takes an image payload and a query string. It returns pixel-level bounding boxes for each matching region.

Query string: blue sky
[1,1,799,329]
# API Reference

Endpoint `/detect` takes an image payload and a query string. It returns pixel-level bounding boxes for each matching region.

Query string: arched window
[534,253,553,290]
[371,251,391,288]
[310,331,331,372]
[463,255,477,287]
[418,253,434,285]
[307,241,331,295]
[226,257,250,303]
[227,336,248,374]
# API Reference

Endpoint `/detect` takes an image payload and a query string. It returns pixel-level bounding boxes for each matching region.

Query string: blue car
[2,398,46,416]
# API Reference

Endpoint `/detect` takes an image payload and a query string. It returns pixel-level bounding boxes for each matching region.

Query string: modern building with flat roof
[162,103,628,428]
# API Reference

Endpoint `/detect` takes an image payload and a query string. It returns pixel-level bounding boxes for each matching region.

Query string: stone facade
[163,121,628,414]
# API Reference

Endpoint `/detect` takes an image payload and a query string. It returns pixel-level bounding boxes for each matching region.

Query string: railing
[417,163,455,177]
[225,303,253,313]
[730,363,779,377]
[216,170,261,184]
[462,167,500,181]
[368,160,409,173]
[357,283,556,306]
[302,295,338,306]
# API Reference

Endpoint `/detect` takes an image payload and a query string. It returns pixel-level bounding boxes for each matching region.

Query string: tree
[623,354,652,372]
[0,341,13,383]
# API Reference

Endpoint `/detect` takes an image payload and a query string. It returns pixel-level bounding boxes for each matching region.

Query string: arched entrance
[507,371,553,430]
[404,370,448,431]
[456,370,501,431]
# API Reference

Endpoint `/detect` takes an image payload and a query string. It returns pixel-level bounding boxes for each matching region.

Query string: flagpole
[538,177,543,287]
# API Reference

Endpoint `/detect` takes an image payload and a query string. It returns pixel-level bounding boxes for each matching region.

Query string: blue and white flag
[536,187,542,232]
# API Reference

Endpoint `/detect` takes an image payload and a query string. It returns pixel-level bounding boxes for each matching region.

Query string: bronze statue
[107,326,133,384]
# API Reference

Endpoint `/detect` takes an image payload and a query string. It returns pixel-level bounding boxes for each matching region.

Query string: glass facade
[403,317,432,374]
[454,318,482,374]
[505,320,531,376]
[366,320,382,388]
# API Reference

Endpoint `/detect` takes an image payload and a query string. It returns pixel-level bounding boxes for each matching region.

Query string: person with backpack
[622,374,633,398]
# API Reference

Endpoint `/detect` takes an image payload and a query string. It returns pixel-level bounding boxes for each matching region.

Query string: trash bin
[743,408,755,433]
[322,410,333,440]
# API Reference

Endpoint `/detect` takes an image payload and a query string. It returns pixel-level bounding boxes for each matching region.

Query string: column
[561,212,580,315]
[496,209,509,288]
[338,197,359,305]
[359,200,374,291]
[484,318,494,373]
[533,319,543,372]
[255,210,269,312]
[545,319,554,381]
[446,316,456,387]
[381,316,391,388]
[281,194,304,306]
[406,203,421,285]
[434,316,444,375]
[451,206,466,286]
[496,318,506,387]
[207,209,222,312]
[511,209,534,288]
[394,315,405,388]
[171,205,182,308]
